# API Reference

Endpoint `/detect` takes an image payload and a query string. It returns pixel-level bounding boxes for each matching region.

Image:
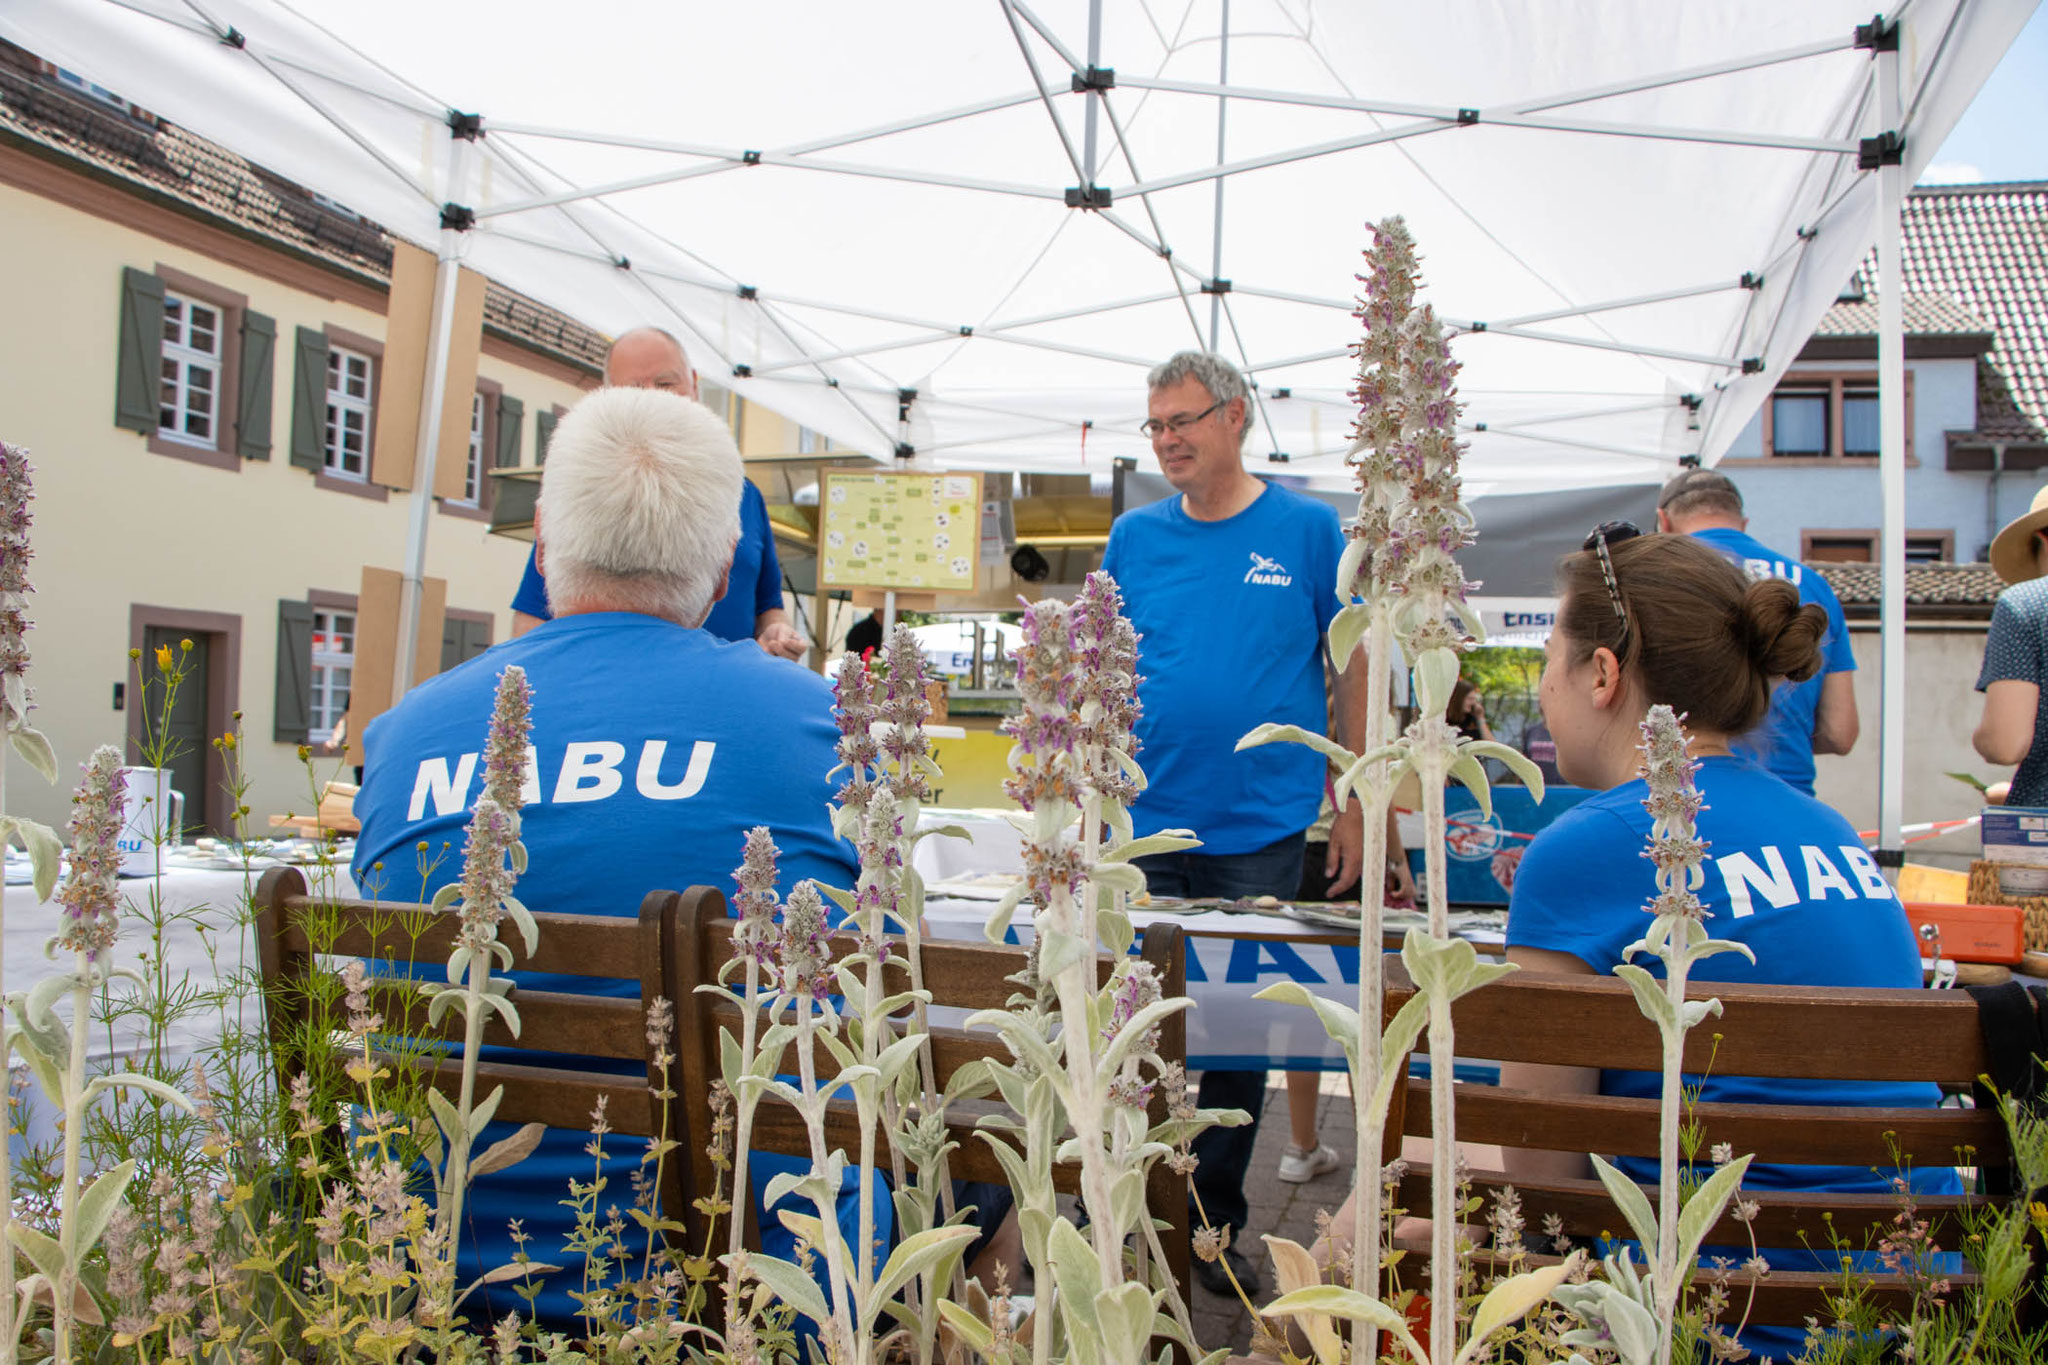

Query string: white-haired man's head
[536,387,741,626]
[605,327,697,397]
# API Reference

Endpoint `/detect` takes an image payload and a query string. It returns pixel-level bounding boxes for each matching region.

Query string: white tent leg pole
[1875,33,1907,869]
[1082,0,1103,180]
[1207,0,1230,351]
[395,136,473,701]
[884,591,897,636]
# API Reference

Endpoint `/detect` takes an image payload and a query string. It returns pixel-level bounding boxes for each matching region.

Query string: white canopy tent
[4,0,2034,857]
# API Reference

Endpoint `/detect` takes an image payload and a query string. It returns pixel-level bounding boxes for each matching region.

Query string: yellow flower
[154,644,173,671]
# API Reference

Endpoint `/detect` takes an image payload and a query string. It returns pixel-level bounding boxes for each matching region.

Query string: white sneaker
[1276,1142,1344,1184]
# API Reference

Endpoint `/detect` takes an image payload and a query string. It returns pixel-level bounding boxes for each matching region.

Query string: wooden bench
[1389,958,2019,1328]
[253,866,687,1225]
[668,890,1192,1311]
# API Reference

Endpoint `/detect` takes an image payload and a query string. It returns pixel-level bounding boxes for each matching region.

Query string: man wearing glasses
[1103,351,1373,1295]
[1655,468,1859,794]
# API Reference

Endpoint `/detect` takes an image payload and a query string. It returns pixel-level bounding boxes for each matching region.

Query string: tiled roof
[1836,183,2048,446]
[1815,561,2005,611]
[0,43,608,374]
[1813,292,1992,338]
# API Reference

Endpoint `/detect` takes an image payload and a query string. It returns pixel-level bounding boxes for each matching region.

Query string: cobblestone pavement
[1187,1072,1357,1358]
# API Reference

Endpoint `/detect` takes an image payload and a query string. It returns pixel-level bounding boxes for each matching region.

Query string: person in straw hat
[1974,485,2048,805]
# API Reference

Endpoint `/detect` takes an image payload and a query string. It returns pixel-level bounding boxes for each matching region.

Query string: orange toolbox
[1903,902,2025,965]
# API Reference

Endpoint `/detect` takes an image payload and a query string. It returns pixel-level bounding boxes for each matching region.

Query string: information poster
[820,471,983,592]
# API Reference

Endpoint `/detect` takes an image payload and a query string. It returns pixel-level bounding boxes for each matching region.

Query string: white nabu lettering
[1715,848,1799,918]
[1800,845,1855,899]
[408,753,478,821]
[554,741,627,804]
[1838,845,1896,899]
[637,740,715,799]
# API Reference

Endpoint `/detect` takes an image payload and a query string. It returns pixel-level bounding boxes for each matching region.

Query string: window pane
[1842,392,1880,456]
[1905,538,1946,563]
[1772,392,1827,456]
[188,364,213,395]
[1806,537,1873,563]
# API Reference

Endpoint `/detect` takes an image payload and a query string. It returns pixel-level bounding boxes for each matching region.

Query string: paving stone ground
[1186,1071,1357,1358]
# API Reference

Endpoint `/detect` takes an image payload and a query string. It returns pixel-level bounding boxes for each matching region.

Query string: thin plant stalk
[1418,740,1458,1355]
[1347,609,1395,1350]
[794,986,856,1358]
[52,947,92,1360]
[0,707,13,1365]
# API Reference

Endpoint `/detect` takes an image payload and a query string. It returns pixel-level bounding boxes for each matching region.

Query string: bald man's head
[605,327,697,398]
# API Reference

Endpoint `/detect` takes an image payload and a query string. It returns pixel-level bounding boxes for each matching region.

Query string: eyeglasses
[1580,520,1642,653]
[1139,400,1224,440]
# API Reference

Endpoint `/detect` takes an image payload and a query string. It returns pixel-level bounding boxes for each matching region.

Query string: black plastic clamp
[733,364,752,379]
[1064,185,1113,210]
[1473,421,1488,432]
[958,325,974,336]
[1740,271,1764,290]
[220,26,246,49]
[894,442,916,460]
[439,202,475,232]
[613,255,631,270]
[1202,278,1231,295]
[1457,108,1480,125]
[447,109,484,141]
[742,150,763,166]
[736,285,758,300]
[1741,357,1766,374]
[1070,66,1116,93]
[1854,15,1900,52]
[1870,847,1907,869]
[1267,451,1290,463]
[1273,388,1291,399]
[1859,131,1905,170]
[1681,393,1703,412]
[1468,320,1488,333]
[1679,453,1703,468]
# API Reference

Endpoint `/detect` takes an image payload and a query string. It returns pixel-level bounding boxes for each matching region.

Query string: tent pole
[1874,28,1907,868]
[394,134,473,701]
[1082,0,1103,180]
[1207,0,1230,351]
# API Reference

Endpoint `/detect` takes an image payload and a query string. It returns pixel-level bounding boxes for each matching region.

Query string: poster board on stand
[819,471,983,594]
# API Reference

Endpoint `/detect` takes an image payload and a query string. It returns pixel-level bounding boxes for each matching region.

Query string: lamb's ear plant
[417,663,554,1323]
[0,442,60,1365]
[1551,706,1756,1365]
[1243,217,1562,1364]
[6,747,193,1361]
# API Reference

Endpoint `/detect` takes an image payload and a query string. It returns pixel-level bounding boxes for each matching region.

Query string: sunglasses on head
[1581,520,1643,647]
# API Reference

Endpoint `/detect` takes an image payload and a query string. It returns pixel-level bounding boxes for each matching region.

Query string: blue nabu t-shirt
[1102,482,1342,855]
[512,479,784,644]
[1690,527,1856,795]
[1508,757,1959,1357]
[352,612,859,1324]
[1976,577,2048,807]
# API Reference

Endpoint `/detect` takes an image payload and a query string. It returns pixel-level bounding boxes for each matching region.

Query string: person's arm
[1384,802,1415,904]
[1976,680,2040,766]
[1812,670,1859,755]
[1497,945,1601,1182]
[1324,641,1375,894]
[754,607,807,660]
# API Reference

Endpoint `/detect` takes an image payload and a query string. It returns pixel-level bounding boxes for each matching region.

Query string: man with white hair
[353,385,859,1324]
[510,326,808,661]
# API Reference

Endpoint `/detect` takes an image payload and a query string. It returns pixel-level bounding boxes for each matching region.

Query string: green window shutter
[273,599,315,743]
[439,616,494,673]
[114,267,165,433]
[535,408,558,465]
[289,326,329,471]
[495,393,525,468]
[237,310,276,460]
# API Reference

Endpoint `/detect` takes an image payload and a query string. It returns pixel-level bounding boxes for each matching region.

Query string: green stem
[794,990,856,1359]
[432,949,493,1285]
[1654,928,1688,1365]
[727,955,762,1271]
[1350,610,1393,1357]
[54,960,92,1362]
[1420,754,1458,1357]
[0,718,15,1365]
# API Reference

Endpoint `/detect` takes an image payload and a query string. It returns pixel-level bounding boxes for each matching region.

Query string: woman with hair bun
[1502,526,1956,1357]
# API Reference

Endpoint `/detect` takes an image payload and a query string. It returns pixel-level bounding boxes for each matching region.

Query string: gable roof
[1818,183,2048,449]
[1815,560,2005,619]
[0,41,609,375]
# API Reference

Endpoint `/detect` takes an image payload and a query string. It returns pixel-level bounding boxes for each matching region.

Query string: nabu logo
[1245,552,1292,586]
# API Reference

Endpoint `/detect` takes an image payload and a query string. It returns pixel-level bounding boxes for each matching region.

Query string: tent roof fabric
[0,40,611,375]
[1,0,2029,500]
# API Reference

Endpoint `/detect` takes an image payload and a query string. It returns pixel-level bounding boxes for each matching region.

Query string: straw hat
[1992,484,2048,585]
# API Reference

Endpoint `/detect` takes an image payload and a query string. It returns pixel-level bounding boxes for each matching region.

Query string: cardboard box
[1981,806,2048,898]
[1904,901,2025,965]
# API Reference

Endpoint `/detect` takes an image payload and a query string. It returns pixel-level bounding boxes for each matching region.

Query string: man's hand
[757,620,808,661]
[1384,853,1416,906]
[1325,807,1365,897]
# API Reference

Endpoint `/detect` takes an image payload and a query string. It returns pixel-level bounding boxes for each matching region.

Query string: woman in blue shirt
[1507,527,1954,1357]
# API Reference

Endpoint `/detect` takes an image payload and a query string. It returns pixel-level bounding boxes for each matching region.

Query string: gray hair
[538,387,742,626]
[1658,467,1744,521]
[1147,351,1252,450]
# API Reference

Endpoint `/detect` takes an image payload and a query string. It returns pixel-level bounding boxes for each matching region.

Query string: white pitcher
[115,766,185,876]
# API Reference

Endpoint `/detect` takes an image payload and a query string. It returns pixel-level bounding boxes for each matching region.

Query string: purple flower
[1637,706,1711,922]
[832,653,881,812]
[731,826,781,969]
[55,746,124,961]
[480,665,532,814]
[775,881,835,1004]
[0,442,36,727]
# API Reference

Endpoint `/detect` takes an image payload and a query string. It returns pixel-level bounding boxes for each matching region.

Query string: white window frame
[158,293,222,449]
[797,424,823,455]
[308,608,356,746]
[56,68,125,108]
[450,391,486,507]
[324,346,374,481]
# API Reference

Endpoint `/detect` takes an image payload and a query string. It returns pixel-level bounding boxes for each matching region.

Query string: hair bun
[1738,578,1826,683]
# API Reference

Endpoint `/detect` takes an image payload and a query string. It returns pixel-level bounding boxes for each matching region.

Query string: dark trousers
[1131,832,1306,1240]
